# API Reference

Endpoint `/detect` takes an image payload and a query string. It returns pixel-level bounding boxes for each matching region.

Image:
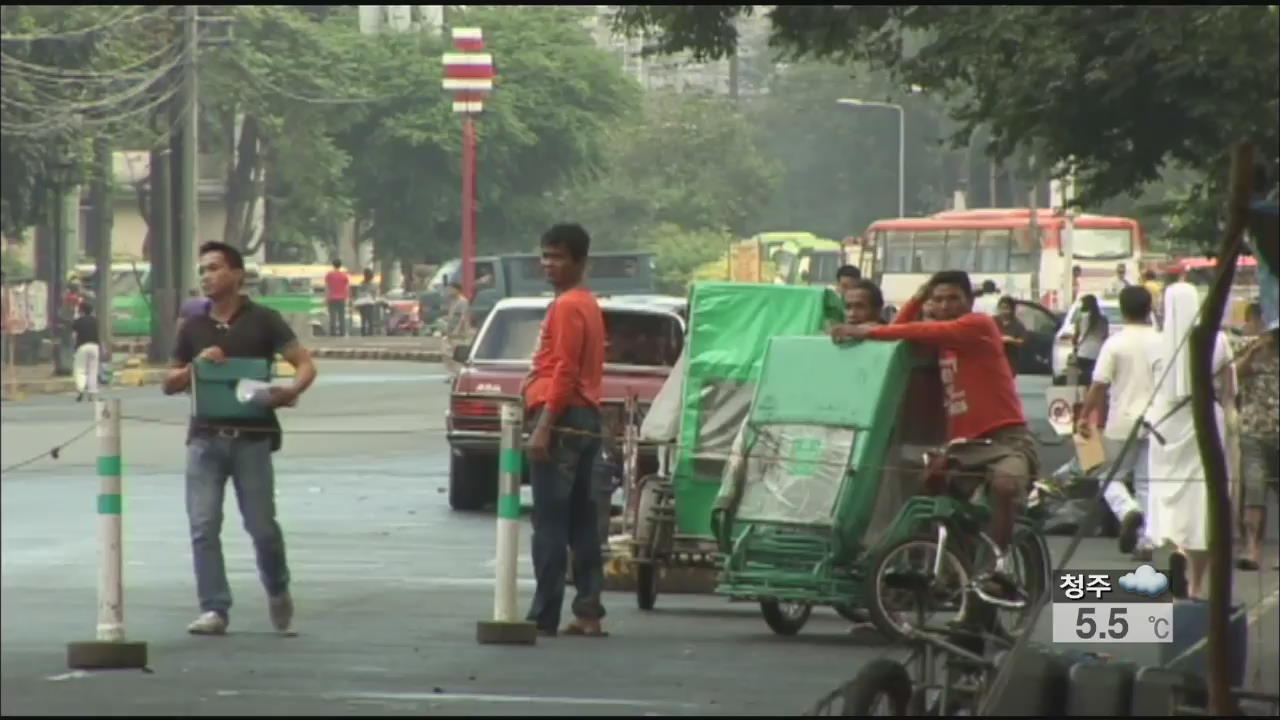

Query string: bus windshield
[1071,227,1133,260]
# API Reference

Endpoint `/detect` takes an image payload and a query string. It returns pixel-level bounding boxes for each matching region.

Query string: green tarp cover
[674,282,843,536]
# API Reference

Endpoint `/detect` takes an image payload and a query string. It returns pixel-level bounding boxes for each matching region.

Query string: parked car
[975,298,1062,376]
[1051,298,1125,384]
[445,295,687,511]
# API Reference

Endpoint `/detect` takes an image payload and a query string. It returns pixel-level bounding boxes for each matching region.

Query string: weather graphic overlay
[1052,565,1174,644]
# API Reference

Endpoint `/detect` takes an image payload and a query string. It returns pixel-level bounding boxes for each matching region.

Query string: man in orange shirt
[324,259,350,337]
[523,223,608,638]
[838,270,1038,610]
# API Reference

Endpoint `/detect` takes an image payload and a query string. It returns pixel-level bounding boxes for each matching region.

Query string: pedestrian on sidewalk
[1072,294,1109,385]
[1077,285,1158,561]
[71,301,101,401]
[353,268,379,337]
[324,259,350,338]
[442,282,471,381]
[162,241,318,636]
[522,223,608,638]
[1234,322,1279,572]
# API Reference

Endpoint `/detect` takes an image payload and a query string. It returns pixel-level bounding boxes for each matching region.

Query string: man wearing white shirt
[1078,284,1159,560]
[973,280,1001,315]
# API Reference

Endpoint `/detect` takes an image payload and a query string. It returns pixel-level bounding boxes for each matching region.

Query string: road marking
[238,689,699,710]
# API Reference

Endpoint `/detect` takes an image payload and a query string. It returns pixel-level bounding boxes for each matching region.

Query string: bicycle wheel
[867,534,973,643]
[972,528,1049,638]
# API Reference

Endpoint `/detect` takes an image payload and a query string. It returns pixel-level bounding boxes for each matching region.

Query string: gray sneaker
[187,611,228,636]
[269,592,294,634]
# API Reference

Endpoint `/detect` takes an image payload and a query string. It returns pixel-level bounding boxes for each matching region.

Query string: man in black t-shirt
[163,241,317,637]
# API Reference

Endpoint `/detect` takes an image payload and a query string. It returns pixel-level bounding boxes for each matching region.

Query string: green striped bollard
[67,398,148,669]
[476,401,537,645]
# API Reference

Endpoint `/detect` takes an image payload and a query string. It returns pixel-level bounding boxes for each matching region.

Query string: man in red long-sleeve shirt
[838,270,1039,609]
[522,223,608,638]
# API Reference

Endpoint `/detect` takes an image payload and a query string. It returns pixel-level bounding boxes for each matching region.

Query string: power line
[0,40,178,82]
[0,6,168,43]
[0,51,181,114]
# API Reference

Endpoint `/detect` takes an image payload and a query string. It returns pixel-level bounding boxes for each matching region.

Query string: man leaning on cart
[834,270,1039,612]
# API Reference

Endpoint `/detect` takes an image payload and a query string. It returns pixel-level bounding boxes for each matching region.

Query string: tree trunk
[246,138,276,258]
[90,137,114,350]
[1190,142,1253,717]
[222,113,260,249]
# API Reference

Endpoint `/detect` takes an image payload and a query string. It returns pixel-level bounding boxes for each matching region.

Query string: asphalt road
[2,362,1275,715]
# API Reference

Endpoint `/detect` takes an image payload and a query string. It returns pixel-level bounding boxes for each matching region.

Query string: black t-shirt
[72,316,99,348]
[173,298,297,450]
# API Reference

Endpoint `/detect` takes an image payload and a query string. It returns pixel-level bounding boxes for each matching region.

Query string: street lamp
[837,98,905,217]
[49,144,78,377]
[442,27,495,301]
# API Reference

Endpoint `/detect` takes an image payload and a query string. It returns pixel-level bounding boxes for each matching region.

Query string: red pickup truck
[446,295,687,511]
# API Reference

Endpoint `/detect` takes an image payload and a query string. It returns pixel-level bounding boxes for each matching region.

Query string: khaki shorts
[946,424,1039,502]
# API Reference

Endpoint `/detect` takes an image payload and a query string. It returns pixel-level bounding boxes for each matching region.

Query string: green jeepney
[78,262,317,338]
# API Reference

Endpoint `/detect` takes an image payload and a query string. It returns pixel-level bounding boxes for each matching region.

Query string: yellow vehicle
[693,232,843,286]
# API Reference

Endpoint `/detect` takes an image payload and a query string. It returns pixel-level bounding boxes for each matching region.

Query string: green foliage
[614,6,1280,249]
[742,60,955,239]
[640,223,736,295]
[572,91,779,249]
[335,6,640,264]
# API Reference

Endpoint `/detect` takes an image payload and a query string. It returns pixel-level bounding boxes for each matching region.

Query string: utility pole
[178,4,199,299]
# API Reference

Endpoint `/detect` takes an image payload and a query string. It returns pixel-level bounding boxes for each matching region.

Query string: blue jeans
[186,434,290,616]
[526,406,605,631]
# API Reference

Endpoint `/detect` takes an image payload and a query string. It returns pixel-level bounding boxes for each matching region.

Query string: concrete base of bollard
[476,620,538,646]
[66,640,148,670]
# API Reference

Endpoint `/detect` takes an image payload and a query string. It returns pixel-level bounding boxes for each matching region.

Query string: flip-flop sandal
[563,623,610,637]
[1235,558,1260,571]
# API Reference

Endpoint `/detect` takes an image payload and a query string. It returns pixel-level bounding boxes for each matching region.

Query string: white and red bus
[849,208,1146,311]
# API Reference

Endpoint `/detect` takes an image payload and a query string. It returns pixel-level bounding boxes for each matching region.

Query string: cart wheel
[635,562,658,611]
[867,535,972,643]
[841,659,913,715]
[834,604,870,624]
[760,601,811,636]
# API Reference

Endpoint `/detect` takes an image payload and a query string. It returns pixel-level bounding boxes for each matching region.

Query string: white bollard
[95,397,124,641]
[67,398,148,669]
[476,401,538,645]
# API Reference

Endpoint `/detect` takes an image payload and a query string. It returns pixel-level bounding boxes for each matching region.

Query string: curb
[310,348,443,363]
[1,367,168,400]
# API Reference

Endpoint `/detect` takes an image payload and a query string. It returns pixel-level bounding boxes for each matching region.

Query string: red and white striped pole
[442,27,495,302]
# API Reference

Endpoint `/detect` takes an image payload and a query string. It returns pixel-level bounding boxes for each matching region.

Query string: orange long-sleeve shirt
[524,288,605,418]
[867,296,1026,441]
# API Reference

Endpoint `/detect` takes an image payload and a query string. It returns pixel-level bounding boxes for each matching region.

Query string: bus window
[945,230,978,271]
[882,230,913,273]
[976,230,1011,273]
[1070,227,1133,260]
[1010,227,1037,273]
[911,230,946,273]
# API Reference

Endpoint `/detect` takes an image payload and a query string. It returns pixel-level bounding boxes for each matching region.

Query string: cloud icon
[1119,564,1169,597]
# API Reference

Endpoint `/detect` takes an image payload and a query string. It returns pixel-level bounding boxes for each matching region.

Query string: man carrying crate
[162,241,318,636]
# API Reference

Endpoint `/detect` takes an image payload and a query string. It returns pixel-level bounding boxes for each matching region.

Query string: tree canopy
[614,5,1280,239]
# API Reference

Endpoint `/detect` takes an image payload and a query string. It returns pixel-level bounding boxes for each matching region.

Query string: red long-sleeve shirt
[524,288,605,418]
[867,296,1026,441]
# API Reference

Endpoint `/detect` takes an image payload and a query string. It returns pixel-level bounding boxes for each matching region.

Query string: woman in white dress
[1145,281,1237,600]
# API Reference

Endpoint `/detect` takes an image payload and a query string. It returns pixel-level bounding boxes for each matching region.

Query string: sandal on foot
[1235,558,1260,571]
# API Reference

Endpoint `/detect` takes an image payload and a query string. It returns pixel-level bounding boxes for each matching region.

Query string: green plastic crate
[192,358,272,421]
